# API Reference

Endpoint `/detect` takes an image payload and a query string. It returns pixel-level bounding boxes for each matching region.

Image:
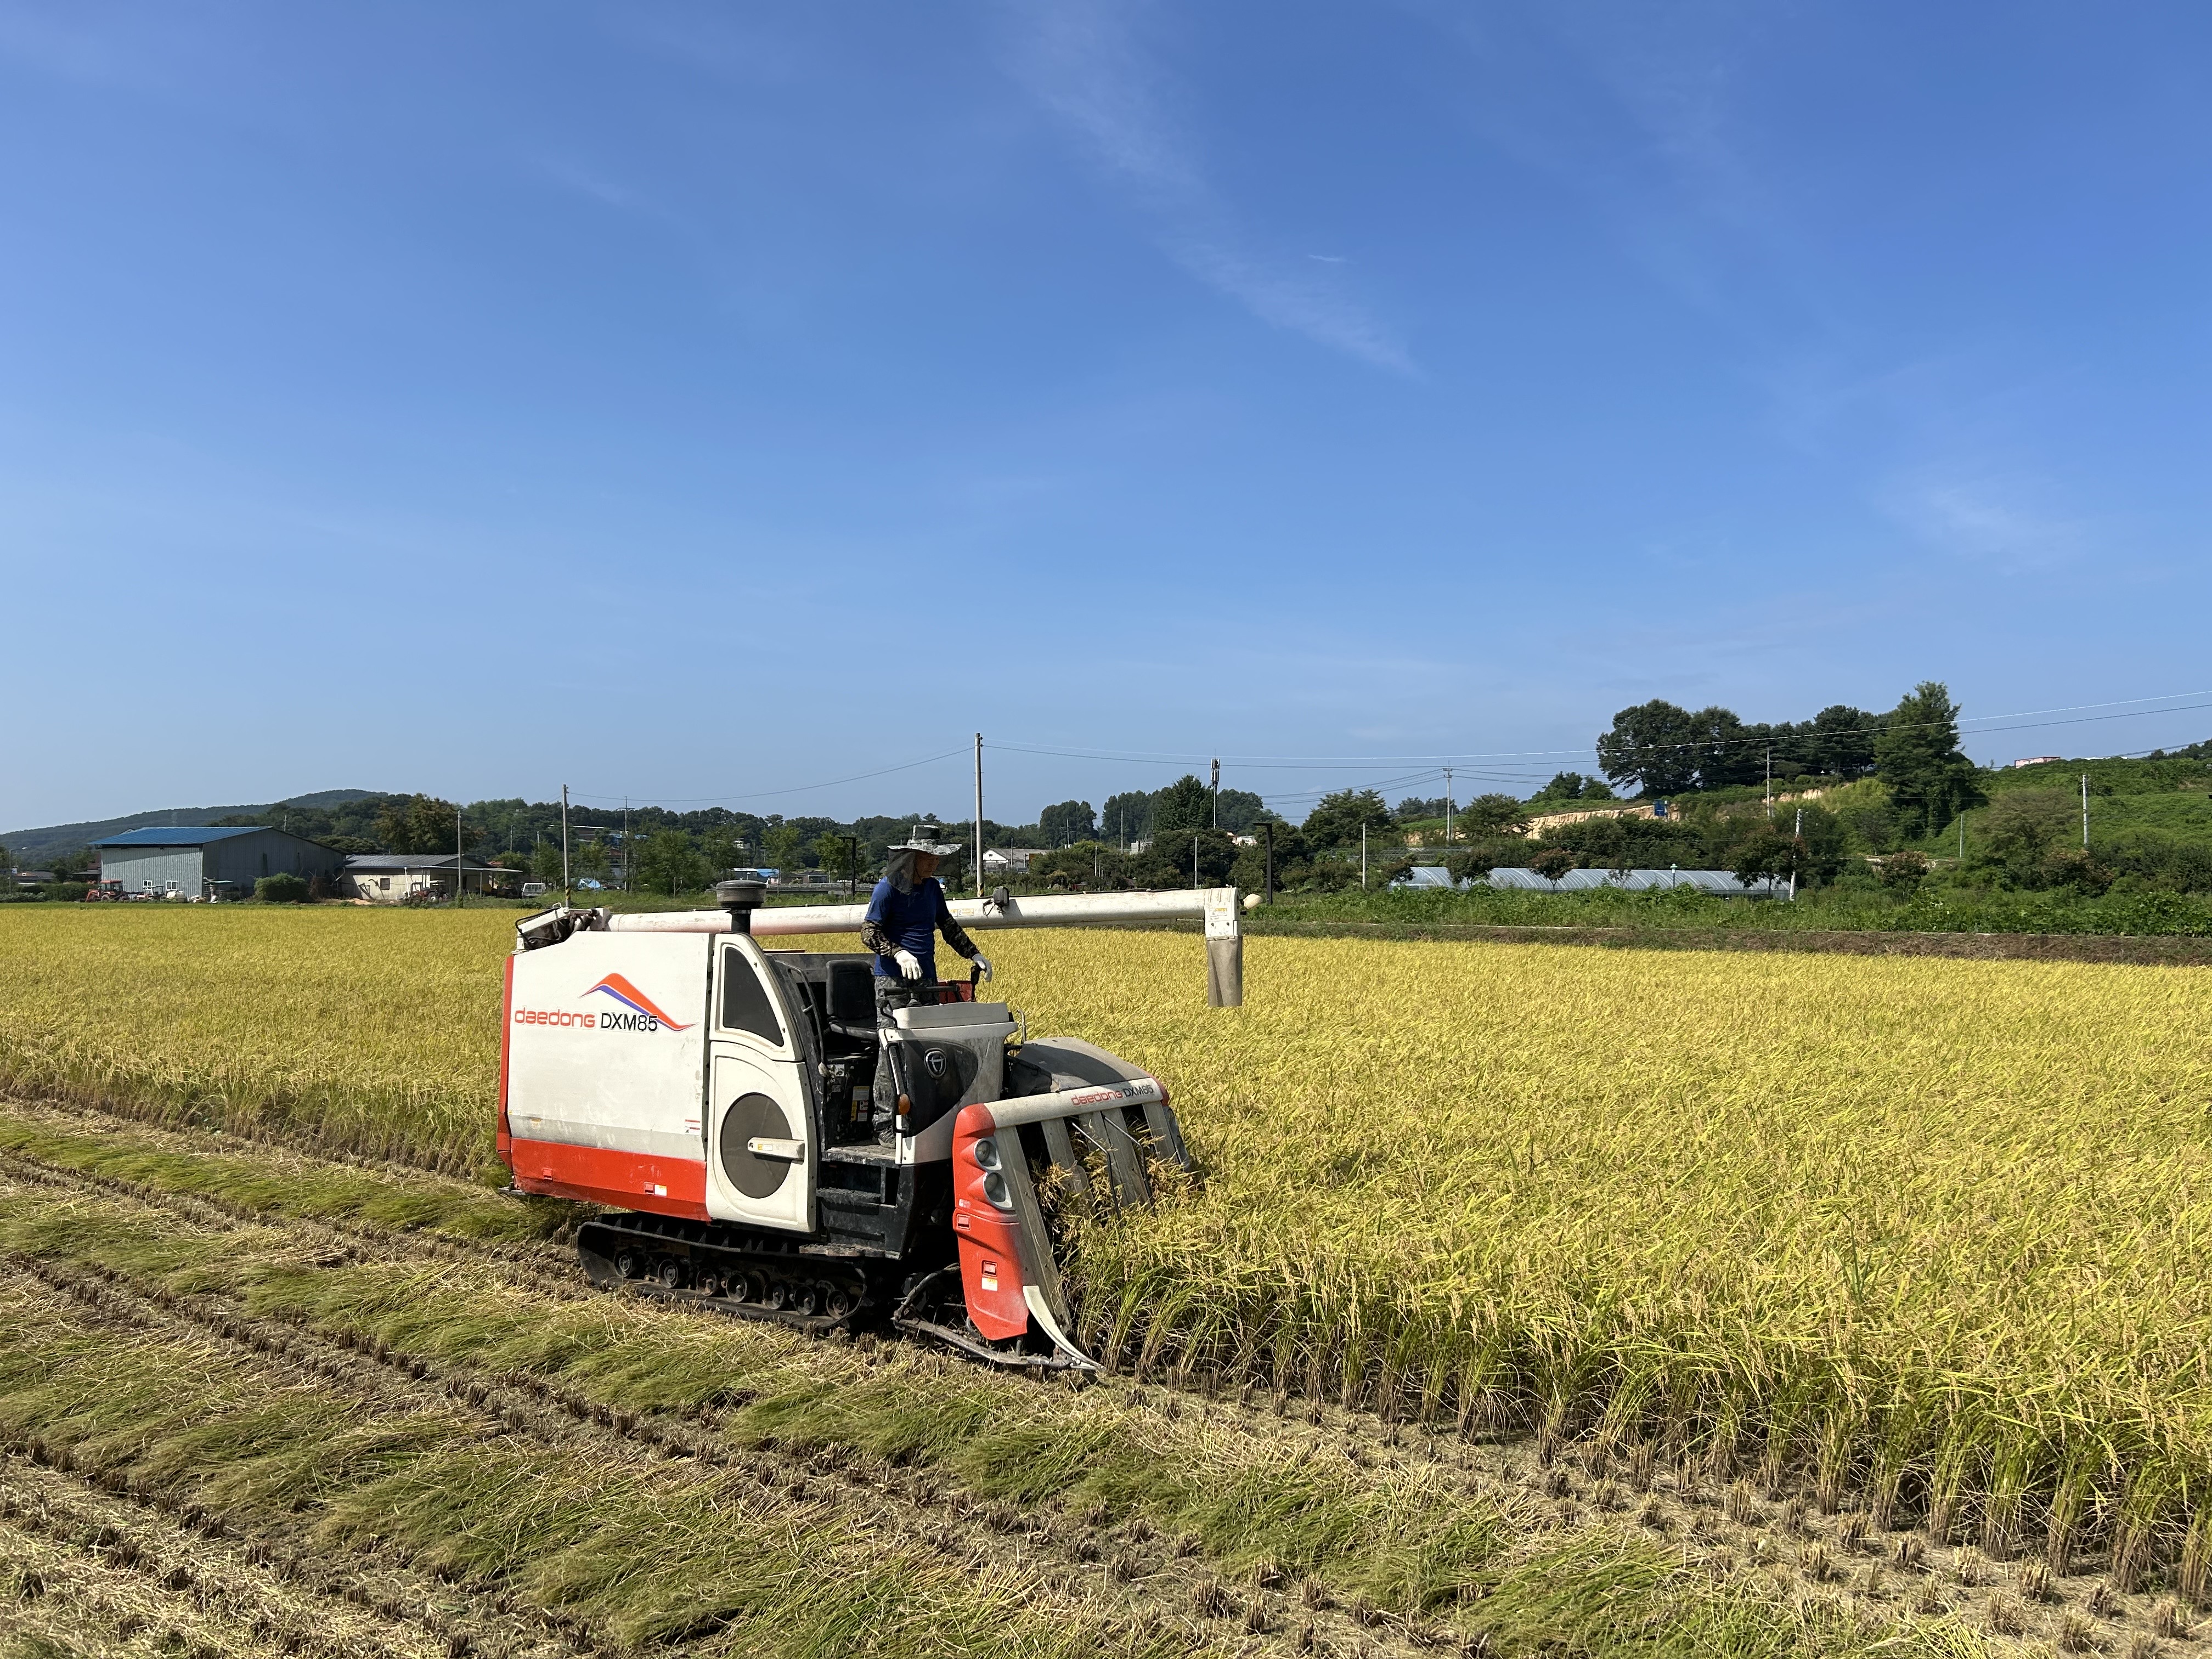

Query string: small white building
[343,853,515,903]
[982,848,1047,874]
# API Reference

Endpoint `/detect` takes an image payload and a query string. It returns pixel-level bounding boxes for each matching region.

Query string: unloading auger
[499,880,1248,1368]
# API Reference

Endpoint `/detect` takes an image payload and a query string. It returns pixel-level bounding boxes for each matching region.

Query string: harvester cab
[501,879,1241,1368]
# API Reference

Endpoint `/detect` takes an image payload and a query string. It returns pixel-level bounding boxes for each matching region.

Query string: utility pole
[1790,806,1802,901]
[1444,766,1453,846]
[1362,822,1368,889]
[560,785,571,907]
[455,803,465,909]
[1765,747,1773,817]
[2082,773,2090,850]
[973,732,985,898]
[1263,821,1275,905]
[623,798,630,892]
[1211,759,1220,830]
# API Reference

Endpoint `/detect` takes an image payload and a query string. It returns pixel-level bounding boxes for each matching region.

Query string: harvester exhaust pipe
[713,878,765,935]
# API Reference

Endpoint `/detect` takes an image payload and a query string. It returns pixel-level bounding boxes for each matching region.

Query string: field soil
[0,1096,2191,1659]
[1238,917,2212,964]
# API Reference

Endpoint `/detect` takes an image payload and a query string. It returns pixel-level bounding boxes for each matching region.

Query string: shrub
[255,873,311,904]
[1878,850,1929,892]
[1530,847,1577,881]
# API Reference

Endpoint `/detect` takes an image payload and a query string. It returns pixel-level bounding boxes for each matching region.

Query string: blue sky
[6,2,2212,830]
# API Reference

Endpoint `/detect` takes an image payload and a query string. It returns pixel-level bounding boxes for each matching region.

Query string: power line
[571,747,968,808]
[992,689,2212,768]
[567,687,2212,817]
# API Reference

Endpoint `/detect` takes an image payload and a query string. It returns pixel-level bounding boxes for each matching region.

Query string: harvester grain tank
[500,879,1251,1365]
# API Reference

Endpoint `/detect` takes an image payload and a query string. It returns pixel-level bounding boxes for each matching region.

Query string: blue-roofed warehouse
[92,825,342,899]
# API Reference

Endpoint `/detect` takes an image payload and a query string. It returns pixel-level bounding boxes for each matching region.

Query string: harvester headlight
[973,1137,1000,1170]
[983,1171,1009,1207]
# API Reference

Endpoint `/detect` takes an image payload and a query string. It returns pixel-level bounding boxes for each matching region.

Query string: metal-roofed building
[92,825,342,899]
[341,853,515,903]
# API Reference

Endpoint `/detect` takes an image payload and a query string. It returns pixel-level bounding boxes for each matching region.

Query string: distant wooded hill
[2,791,384,862]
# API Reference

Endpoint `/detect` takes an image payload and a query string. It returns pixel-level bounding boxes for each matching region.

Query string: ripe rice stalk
[2181,1510,2212,1610]
[12,913,2212,1579]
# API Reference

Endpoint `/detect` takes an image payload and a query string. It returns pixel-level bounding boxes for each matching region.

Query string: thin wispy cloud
[1003,2,1413,374]
[1884,474,2089,572]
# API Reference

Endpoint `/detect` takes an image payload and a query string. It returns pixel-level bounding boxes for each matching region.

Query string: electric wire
[990,689,2212,768]
[569,747,968,808]
[563,688,2212,826]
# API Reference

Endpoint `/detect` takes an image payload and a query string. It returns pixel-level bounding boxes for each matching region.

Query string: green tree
[1730,829,1789,888]
[0,844,12,895]
[761,822,808,873]
[635,831,709,896]
[1529,772,1613,805]
[2040,847,2113,894]
[1879,849,1929,892]
[1037,800,1096,847]
[1229,822,1309,894]
[1152,775,1213,834]
[253,873,310,903]
[700,826,749,877]
[1875,682,1986,839]
[1101,791,1153,846]
[373,795,482,856]
[530,842,565,885]
[48,847,95,880]
[1461,793,1531,837]
[1301,788,1392,851]
[1212,789,1268,834]
[1596,700,1701,795]
[1806,705,1884,778]
[572,839,612,883]
[1977,788,2077,885]
[1792,803,1849,885]
[1149,826,1238,887]
[812,832,864,887]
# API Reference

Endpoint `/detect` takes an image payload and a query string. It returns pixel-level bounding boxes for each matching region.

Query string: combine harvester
[500,879,1250,1368]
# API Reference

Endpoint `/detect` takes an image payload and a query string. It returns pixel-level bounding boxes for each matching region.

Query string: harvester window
[719,947,786,1047]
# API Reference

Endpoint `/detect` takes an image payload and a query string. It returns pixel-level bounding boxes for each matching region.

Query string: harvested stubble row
[0,1118,1943,1659]
[4,906,2211,1597]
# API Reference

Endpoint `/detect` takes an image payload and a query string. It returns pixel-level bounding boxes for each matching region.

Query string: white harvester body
[500,884,1244,1365]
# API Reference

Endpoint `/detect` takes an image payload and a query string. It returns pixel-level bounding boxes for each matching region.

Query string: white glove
[893,949,923,981]
[971,955,993,981]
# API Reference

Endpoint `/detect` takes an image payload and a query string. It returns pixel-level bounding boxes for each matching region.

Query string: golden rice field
[5,904,2211,1600]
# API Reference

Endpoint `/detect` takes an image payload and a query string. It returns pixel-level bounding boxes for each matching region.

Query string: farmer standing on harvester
[860,826,994,1137]
[860,823,993,1020]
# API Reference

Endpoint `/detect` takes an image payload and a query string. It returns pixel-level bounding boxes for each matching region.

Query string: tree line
[18,678,2137,902]
[1593,681,1985,839]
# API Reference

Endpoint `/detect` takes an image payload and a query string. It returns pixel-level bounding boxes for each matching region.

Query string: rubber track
[0,1237,1475,1659]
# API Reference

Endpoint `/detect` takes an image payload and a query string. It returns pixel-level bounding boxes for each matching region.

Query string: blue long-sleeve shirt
[860,876,977,980]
